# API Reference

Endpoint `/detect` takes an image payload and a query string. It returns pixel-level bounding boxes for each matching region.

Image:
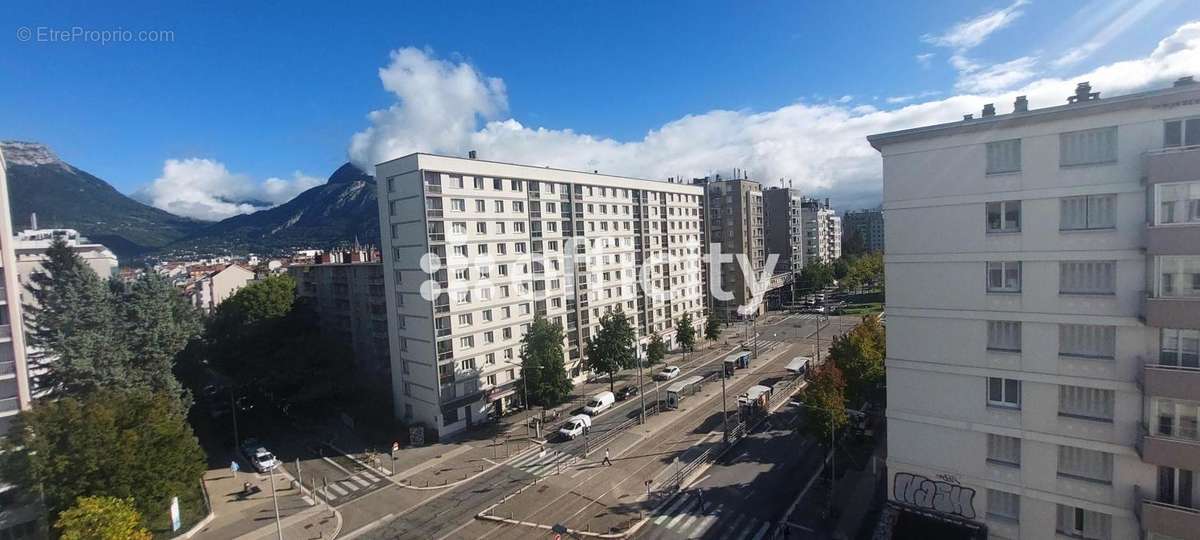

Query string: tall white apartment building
[870,78,1200,540]
[375,154,707,437]
[801,198,841,265]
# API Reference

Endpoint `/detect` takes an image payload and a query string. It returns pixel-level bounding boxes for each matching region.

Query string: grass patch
[841,303,884,316]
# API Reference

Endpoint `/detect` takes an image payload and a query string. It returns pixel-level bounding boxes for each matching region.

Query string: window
[452,222,467,235]
[987,261,1021,292]
[1157,466,1196,509]
[987,377,1021,408]
[497,222,506,234]
[450,176,464,189]
[1059,261,1115,294]
[986,200,1021,232]
[1060,126,1117,167]
[495,200,505,212]
[459,358,476,371]
[1156,181,1200,225]
[475,199,486,212]
[987,489,1020,521]
[1157,255,1200,298]
[1059,324,1116,359]
[1058,386,1114,421]
[1057,446,1112,484]
[1160,328,1200,368]
[986,139,1022,174]
[486,374,497,386]
[502,327,512,340]
[459,336,474,349]
[476,222,488,234]
[1153,397,1200,441]
[477,244,488,255]
[986,434,1021,466]
[1164,118,1200,148]
[455,291,471,304]
[1056,505,1111,540]
[513,201,525,213]
[493,178,504,190]
[452,245,468,257]
[473,177,484,190]
[450,198,466,211]
[1060,194,1116,230]
[457,314,472,326]
[987,321,1021,352]
[482,309,493,322]
[483,331,494,343]
[514,222,525,233]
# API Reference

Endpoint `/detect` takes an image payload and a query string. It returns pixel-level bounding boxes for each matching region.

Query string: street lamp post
[720,367,729,442]
[636,347,647,424]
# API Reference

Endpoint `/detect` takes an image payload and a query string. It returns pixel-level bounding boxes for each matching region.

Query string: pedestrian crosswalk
[508,448,577,477]
[316,467,388,502]
[643,493,774,540]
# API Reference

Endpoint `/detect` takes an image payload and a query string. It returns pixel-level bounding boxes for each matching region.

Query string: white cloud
[922,0,1030,50]
[885,90,942,104]
[349,23,1200,212]
[135,158,322,221]
[1052,0,1168,67]
[915,53,935,68]
[955,56,1040,93]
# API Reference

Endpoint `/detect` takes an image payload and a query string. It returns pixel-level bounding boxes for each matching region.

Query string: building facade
[843,208,885,253]
[0,147,44,539]
[698,177,766,321]
[801,198,842,264]
[871,79,1200,540]
[14,228,118,309]
[288,248,391,408]
[189,263,255,313]
[763,187,805,274]
[375,154,707,437]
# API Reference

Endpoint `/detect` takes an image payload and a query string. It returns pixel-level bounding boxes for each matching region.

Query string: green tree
[676,313,696,352]
[111,272,202,403]
[832,258,851,280]
[0,390,206,526]
[797,261,834,291]
[24,239,129,397]
[585,310,636,394]
[801,364,849,442]
[704,314,721,341]
[646,334,667,366]
[206,273,295,351]
[56,496,152,540]
[518,315,572,407]
[829,315,886,405]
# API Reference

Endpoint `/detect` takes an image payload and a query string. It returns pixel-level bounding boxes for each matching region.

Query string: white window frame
[986,139,1022,175]
[1058,385,1114,422]
[1060,194,1117,231]
[1159,328,1200,369]
[1155,180,1200,226]
[1059,324,1116,359]
[986,433,1021,467]
[1156,255,1200,298]
[986,321,1021,352]
[986,200,1021,233]
[987,261,1021,293]
[1057,445,1113,484]
[987,377,1021,409]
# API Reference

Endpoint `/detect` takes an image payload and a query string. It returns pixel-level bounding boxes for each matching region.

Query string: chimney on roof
[982,104,996,117]
[30,213,36,230]
[963,114,974,121]
[468,150,477,159]
[1014,95,1029,113]
[1068,81,1100,104]
[1175,76,1196,87]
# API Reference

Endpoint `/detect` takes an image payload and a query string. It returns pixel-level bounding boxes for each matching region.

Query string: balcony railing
[0,397,19,414]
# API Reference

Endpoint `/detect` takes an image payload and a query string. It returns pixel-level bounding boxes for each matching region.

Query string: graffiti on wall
[892,472,977,519]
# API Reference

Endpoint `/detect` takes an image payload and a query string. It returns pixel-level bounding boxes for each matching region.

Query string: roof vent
[1014,95,1029,113]
[1175,76,1196,87]
[982,103,996,117]
[468,150,477,159]
[963,114,974,121]
[1068,82,1100,104]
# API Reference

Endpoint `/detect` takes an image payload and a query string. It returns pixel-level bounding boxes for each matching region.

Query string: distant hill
[171,163,381,254]
[1,141,202,258]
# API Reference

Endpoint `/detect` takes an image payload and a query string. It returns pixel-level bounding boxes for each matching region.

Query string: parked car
[558,414,592,440]
[240,438,280,473]
[583,391,616,415]
[654,365,681,381]
[615,386,639,401]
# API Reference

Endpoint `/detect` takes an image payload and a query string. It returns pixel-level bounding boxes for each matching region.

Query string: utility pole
[720,367,729,442]
[229,391,240,449]
[636,347,647,424]
[270,470,283,540]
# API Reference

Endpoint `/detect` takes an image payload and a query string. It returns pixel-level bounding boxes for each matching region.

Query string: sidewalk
[191,466,340,540]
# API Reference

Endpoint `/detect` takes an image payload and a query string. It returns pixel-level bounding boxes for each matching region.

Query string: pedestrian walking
[696,489,705,512]
[602,447,613,466]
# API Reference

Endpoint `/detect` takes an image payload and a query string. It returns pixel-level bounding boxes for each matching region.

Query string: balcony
[1144,296,1200,329]
[1138,486,1200,540]
[1147,145,1200,185]
[1138,422,1200,471]
[1142,358,1200,401]
[1146,224,1200,256]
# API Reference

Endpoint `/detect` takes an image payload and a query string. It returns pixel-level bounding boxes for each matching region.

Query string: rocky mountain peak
[1,140,74,171]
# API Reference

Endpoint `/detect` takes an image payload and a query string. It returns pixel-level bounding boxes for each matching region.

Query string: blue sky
[2,0,1196,219]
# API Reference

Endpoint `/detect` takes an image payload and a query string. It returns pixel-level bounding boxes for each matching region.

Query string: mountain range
[0,141,381,261]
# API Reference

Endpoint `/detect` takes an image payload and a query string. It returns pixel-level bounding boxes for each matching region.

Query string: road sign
[169,496,181,532]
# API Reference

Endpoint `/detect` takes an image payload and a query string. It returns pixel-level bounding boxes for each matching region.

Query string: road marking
[689,505,721,537]
[360,470,381,482]
[653,495,691,526]
[301,495,314,505]
[750,521,770,540]
[340,480,360,492]
[350,474,371,487]
[664,498,696,530]
[730,514,755,540]
[328,483,348,496]
[675,510,704,536]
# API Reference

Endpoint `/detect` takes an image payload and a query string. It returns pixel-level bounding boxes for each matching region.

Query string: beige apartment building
[14,228,118,310]
[698,177,767,321]
[288,248,391,407]
[870,78,1200,540]
[375,154,707,437]
[189,263,255,313]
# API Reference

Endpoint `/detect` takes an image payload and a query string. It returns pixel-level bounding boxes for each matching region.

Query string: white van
[558,414,593,439]
[583,391,615,415]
